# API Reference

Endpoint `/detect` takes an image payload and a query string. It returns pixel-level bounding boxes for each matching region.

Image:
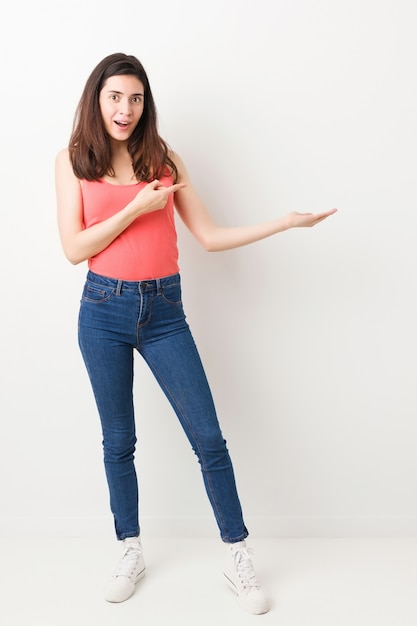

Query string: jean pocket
[83,281,115,303]
[160,281,182,304]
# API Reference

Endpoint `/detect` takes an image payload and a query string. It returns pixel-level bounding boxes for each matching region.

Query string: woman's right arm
[55,148,185,264]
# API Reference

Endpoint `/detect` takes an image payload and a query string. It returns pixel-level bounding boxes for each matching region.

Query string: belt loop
[116,279,122,296]
[156,278,162,295]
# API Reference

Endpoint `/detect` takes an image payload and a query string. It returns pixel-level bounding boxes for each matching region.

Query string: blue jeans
[78,271,248,543]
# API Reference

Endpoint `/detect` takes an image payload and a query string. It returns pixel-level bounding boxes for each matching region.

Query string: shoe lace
[114,543,142,579]
[233,547,261,590]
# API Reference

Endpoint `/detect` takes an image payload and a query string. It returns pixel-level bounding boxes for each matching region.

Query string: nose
[119,97,133,116]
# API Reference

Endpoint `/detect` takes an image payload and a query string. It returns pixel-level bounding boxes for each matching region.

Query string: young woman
[55,52,336,615]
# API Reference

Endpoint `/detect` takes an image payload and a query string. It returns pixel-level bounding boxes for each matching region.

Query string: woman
[55,52,336,615]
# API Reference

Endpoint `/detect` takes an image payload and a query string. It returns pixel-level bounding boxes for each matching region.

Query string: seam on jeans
[142,352,228,538]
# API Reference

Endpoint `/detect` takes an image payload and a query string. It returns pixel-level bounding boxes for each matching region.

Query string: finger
[315,209,337,220]
[313,214,333,225]
[169,183,187,193]
[153,182,186,193]
[155,183,186,194]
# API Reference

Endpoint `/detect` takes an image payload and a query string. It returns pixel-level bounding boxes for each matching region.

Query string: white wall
[1,0,416,539]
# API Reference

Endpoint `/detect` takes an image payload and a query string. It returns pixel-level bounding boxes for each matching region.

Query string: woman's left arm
[172,152,337,252]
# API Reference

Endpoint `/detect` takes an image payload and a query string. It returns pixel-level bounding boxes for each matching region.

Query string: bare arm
[55,148,185,264]
[173,152,337,252]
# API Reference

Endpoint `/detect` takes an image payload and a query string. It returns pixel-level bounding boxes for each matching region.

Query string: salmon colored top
[81,174,179,281]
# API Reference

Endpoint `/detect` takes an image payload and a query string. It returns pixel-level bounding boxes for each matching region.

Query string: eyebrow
[107,90,144,97]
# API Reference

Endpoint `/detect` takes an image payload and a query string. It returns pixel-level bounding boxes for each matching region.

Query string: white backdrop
[1,0,416,539]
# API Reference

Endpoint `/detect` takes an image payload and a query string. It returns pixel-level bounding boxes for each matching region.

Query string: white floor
[2,537,417,626]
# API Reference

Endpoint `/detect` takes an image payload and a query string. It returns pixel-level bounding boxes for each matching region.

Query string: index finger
[166,183,187,194]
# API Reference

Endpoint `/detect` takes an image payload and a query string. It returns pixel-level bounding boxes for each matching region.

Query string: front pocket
[160,281,182,304]
[83,282,115,303]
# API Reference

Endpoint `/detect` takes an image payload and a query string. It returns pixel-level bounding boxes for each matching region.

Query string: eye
[110,94,119,101]
[131,96,142,103]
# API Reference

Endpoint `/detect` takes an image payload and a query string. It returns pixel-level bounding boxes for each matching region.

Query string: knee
[195,436,232,472]
[103,430,137,463]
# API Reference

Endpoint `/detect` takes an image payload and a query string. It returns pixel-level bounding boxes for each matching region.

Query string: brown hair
[68,53,177,182]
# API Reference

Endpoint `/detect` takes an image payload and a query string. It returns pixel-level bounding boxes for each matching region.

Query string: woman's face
[99,74,145,142]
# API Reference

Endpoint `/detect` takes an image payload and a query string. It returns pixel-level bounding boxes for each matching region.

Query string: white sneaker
[105,537,146,603]
[224,540,270,614]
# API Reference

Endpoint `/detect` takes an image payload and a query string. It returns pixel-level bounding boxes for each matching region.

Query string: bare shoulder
[169,150,190,183]
[55,147,80,186]
[55,147,71,170]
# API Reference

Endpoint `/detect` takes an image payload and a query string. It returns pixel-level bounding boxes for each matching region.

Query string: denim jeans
[78,271,249,543]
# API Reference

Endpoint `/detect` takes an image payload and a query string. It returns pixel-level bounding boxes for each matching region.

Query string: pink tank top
[82,175,180,281]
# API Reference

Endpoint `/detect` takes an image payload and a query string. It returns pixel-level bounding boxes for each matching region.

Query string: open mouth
[115,120,130,128]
